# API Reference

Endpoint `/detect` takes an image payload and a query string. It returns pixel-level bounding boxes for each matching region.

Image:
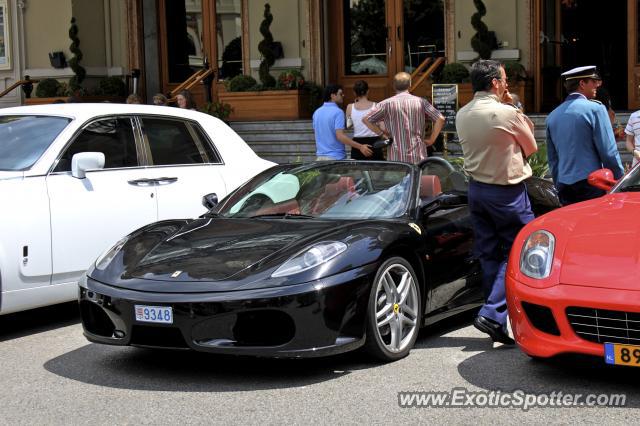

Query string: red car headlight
[519,230,555,279]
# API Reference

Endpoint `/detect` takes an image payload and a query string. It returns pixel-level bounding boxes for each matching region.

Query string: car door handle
[153,177,178,185]
[128,178,155,186]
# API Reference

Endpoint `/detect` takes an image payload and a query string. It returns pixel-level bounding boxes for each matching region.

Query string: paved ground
[1,302,639,425]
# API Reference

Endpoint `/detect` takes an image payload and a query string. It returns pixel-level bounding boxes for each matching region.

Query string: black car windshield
[0,115,71,171]
[218,162,414,219]
[613,164,640,192]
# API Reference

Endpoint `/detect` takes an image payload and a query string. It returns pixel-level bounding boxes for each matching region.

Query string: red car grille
[566,307,640,345]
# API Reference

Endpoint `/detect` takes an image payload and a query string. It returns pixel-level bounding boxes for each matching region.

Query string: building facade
[2,0,639,113]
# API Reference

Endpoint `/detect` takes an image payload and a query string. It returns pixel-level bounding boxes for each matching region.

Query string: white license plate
[134,305,173,324]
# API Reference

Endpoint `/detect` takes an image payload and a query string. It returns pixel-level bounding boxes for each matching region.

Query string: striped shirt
[365,91,442,164]
[625,110,640,165]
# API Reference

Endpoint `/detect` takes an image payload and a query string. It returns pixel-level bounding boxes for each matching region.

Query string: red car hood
[557,194,640,290]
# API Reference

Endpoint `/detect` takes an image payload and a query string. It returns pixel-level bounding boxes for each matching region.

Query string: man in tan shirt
[455,60,537,345]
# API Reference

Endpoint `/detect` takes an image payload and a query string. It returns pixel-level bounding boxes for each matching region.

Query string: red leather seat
[420,175,442,198]
[310,176,355,214]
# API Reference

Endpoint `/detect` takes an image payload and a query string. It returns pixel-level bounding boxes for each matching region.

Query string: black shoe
[473,315,515,345]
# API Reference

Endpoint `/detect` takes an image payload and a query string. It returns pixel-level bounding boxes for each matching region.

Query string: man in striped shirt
[363,72,445,164]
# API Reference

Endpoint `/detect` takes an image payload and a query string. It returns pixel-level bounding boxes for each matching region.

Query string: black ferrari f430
[80,159,559,361]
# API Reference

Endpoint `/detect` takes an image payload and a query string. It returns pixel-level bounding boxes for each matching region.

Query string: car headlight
[519,230,555,279]
[272,241,347,277]
[95,236,129,270]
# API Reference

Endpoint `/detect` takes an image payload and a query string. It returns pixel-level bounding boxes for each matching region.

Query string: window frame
[136,115,224,167]
[48,115,144,175]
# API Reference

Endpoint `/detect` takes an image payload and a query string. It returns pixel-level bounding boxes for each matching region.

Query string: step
[232,115,634,165]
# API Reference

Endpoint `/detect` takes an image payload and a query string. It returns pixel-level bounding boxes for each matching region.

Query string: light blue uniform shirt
[313,102,346,160]
[546,93,624,185]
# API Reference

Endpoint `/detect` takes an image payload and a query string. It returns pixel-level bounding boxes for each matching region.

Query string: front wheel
[364,257,422,362]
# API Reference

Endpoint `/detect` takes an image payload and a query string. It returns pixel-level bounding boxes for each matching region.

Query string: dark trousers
[557,179,605,206]
[350,136,385,160]
[468,180,535,326]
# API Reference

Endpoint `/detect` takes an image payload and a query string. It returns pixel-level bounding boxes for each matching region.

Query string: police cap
[561,66,601,81]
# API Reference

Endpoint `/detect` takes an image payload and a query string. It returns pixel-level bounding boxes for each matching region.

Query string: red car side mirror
[588,168,617,191]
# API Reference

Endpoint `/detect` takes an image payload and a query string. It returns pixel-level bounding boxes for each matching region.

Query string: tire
[364,257,422,362]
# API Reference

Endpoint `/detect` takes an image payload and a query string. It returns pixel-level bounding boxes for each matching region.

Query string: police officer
[456,60,537,345]
[546,66,624,205]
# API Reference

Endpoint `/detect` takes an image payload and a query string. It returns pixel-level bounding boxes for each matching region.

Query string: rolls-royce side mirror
[71,152,105,179]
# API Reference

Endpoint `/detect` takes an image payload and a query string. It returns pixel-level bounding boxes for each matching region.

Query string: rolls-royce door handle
[127,177,178,186]
[128,178,155,186]
[153,177,178,185]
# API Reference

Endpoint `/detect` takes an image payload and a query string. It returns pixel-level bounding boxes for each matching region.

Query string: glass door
[328,1,445,103]
[398,0,445,74]
[328,0,397,103]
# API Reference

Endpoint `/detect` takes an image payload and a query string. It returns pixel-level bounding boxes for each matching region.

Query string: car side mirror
[71,152,105,179]
[421,192,467,216]
[202,193,218,210]
[588,168,617,192]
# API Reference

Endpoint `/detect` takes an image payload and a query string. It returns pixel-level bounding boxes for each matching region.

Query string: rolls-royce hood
[124,218,343,282]
[558,194,640,290]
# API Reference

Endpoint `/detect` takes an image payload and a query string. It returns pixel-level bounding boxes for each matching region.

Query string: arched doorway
[327,0,445,104]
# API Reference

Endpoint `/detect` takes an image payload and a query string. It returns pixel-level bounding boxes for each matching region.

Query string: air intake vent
[566,307,640,344]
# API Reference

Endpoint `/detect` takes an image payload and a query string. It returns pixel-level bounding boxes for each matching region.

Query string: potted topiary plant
[68,17,86,95]
[470,0,498,60]
[216,6,312,121]
[257,3,276,88]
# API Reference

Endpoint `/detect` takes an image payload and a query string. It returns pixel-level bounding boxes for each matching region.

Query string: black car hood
[123,218,347,282]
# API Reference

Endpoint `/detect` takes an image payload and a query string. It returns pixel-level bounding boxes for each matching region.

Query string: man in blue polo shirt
[313,84,372,160]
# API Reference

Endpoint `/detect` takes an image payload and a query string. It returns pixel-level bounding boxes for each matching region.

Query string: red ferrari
[507,167,640,367]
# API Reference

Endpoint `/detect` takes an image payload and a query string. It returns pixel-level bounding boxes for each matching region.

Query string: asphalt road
[1,302,639,425]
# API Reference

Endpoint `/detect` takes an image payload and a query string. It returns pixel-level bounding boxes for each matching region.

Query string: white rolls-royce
[0,103,274,315]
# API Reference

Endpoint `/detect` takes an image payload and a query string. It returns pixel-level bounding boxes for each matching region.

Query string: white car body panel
[46,168,158,285]
[152,164,227,220]
[0,104,274,315]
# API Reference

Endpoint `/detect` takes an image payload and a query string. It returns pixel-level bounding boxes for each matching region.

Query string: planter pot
[25,95,127,105]
[218,89,311,121]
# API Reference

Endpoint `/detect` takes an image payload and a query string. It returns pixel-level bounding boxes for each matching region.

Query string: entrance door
[536,0,628,111]
[158,0,217,105]
[328,0,445,104]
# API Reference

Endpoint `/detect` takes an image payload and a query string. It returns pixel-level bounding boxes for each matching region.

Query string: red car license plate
[604,342,640,367]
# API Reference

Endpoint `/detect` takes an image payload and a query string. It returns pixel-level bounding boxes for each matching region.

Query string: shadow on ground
[0,302,80,342]
[40,309,640,403]
[42,312,476,392]
[43,342,377,392]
